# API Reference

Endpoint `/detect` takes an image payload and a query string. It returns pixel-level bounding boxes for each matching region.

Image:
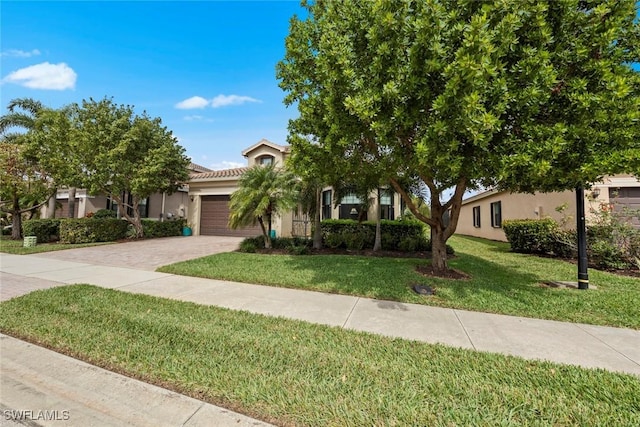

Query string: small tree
[71,98,189,237]
[229,163,298,249]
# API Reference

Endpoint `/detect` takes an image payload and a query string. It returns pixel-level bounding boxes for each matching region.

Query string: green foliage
[239,239,259,253]
[229,164,299,248]
[22,219,61,243]
[278,0,640,272]
[141,219,185,238]
[587,204,640,270]
[321,219,429,252]
[93,208,117,219]
[59,218,129,244]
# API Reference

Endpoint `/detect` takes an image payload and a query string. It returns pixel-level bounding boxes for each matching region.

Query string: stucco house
[456,174,640,242]
[41,162,210,221]
[187,139,404,237]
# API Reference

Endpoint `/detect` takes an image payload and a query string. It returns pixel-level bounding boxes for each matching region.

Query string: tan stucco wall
[457,174,640,241]
[147,191,189,221]
[245,146,287,168]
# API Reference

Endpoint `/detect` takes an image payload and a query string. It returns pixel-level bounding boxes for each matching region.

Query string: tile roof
[189,167,249,180]
[188,162,213,173]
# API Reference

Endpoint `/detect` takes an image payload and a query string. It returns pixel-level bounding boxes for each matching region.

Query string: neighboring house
[187,139,405,237]
[457,174,640,242]
[41,162,210,221]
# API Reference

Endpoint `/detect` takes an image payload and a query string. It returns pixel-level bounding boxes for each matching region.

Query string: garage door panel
[609,187,640,227]
[200,195,262,237]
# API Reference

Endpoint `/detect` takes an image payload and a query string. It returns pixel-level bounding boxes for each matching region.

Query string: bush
[503,218,560,254]
[320,219,426,251]
[239,239,258,253]
[93,209,117,219]
[141,219,186,238]
[22,219,62,243]
[239,236,265,252]
[59,218,129,244]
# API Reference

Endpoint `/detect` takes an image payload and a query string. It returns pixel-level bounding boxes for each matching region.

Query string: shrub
[141,219,185,238]
[22,219,62,243]
[503,218,560,254]
[239,239,258,253]
[239,236,265,252]
[320,219,426,251]
[93,209,117,219]
[59,218,129,244]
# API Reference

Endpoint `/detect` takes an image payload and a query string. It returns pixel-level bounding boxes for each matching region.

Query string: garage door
[609,187,640,228]
[200,195,263,237]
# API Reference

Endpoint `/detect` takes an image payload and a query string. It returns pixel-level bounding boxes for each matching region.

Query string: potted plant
[182,222,193,236]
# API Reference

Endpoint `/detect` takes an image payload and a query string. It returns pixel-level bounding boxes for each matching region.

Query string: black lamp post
[576,185,589,289]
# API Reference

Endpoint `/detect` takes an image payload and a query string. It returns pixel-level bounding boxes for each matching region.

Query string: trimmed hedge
[141,219,186,238]
[93,209,117,219]
[22,219,62,243]
[502,218,576,257]
[60,218,129,244]
[321,219,434,252]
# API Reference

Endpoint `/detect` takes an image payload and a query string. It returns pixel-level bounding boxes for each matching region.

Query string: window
[339,193,366,220]
[257,155,274,166]
[472,206,481,228]
[322,190,332,220]
[490,201,502,228]
[380,189,394,220]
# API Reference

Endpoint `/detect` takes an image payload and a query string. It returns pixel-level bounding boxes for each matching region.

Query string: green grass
[158,235,640,329]
[1,285,638,426]
[0,235,111,254]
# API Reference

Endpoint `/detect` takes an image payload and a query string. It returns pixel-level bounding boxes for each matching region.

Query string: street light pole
[576,185,589,289]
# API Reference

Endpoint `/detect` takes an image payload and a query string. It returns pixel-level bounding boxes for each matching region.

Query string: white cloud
[175,96,209,109]
[2,62,76,90]
[210,160,245,170]
[176,94,261,110]
[1,49,41,58]
[211,94,260,108]
[183,115,214,122]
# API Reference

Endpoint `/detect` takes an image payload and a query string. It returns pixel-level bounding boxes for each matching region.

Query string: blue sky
[1,1,305,170]
[2,2,638,174]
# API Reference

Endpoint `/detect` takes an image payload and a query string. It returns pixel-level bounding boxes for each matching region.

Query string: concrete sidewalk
[1,252,640,425]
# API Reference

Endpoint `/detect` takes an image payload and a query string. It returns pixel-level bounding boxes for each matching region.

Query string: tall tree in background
[71,98,189,237]
[278,0,640,274]
[0,98,54,238]
[229,163,299,249]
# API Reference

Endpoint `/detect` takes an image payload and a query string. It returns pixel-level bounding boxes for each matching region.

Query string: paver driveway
[31,235,243,271]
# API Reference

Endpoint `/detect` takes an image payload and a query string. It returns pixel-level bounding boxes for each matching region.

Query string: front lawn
[158,235,640,329]
[1,285,638,426]
[0,235,112,255]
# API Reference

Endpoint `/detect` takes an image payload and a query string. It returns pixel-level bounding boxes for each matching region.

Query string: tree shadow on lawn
[280,251,568,312]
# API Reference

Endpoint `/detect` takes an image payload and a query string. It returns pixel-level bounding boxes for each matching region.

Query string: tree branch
[390,177,435,227]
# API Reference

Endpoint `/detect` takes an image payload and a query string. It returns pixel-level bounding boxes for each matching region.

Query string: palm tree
[229,163,299,249]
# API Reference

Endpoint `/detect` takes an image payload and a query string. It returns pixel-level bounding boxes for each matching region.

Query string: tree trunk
[373,188,382,251]
[258,216,271,248]
[131,196,144,238]
[430,225,448,273]
[313,188,322,249]
[11,192,22,240]
[47,191,57,218]
[67,187,76,218]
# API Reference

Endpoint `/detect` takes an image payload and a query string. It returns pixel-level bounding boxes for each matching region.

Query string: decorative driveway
[30,235,243,271]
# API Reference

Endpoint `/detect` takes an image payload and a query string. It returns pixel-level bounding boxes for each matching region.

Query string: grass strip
[0,236,111,255]
[1,285,639,426]
[158,235,640,329]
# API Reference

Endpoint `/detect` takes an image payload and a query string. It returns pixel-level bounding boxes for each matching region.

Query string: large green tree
[70,98,189,237]
[229,163,299,248]
[278,0,640,273]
